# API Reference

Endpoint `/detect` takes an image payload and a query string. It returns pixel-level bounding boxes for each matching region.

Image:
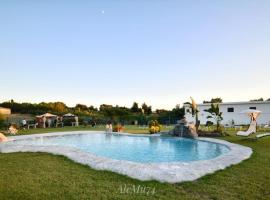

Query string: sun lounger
[27,123,38,129]
[237,121,256,136]
[0,132,8,142]
[256,133,270,138]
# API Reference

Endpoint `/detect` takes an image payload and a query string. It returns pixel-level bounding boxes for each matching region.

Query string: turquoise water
[10,132,230,163]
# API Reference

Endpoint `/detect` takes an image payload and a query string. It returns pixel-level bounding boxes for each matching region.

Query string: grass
[1,126,270,199]
[13,125,173,135]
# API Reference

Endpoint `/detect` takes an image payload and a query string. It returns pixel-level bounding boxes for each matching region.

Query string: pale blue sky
[0,0,270,109]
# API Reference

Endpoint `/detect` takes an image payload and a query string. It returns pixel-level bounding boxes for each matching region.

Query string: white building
[184,101,270,125]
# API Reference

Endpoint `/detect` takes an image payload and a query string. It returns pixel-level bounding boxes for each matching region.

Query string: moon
[101,10,105,14]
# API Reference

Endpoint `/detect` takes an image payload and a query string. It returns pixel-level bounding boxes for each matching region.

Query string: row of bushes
[0,100,185,126]
[0,113,163,134]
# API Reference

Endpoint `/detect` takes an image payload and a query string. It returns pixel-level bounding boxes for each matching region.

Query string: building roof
[197,101,270,106]
[36,113,57,118]
[63,113,76,117]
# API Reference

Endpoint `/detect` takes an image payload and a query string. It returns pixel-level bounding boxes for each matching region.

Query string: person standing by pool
[54,117,59,127]
[105,123,109,133]
[109,123,113,133]
[42,116,46,128]
[75,116,79,127]
[47,118,52,128]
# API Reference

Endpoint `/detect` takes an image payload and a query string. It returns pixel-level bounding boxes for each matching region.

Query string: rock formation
[170,123,198,139]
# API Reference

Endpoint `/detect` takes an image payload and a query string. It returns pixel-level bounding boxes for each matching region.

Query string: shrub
[206,121,214,126]
[149,120,161,134]
[62,118,75,126]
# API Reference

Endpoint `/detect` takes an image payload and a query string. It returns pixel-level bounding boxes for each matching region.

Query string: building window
[227,107,234,112]
[249,107,256,110]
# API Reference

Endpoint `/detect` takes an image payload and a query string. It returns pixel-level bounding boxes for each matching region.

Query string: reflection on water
[10,133,230,163]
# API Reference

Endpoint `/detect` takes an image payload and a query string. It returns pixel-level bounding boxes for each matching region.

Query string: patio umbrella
[240,109,262,121]
[40,113,57,117]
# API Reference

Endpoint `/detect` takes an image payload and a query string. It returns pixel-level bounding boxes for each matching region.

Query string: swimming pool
[8,132,230,163]
[0,131,252,183]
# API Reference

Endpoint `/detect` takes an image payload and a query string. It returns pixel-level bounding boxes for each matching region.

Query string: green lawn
[1,127,270,199]
[15,125,171,135]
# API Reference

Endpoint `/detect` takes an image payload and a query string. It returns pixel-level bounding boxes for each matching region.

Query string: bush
[206,121,214,126]
[62,118,75,126]
[149,120,161,134]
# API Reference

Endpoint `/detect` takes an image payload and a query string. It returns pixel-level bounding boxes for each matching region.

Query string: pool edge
[0,131,253,183]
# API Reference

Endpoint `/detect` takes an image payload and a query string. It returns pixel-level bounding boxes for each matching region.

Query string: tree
[130,102,140,113]
[171,104,185,119]
[204,103,223,132]
[155,109,168,114]
[75,104,88,112]
[141,103,152,115]
[88,105,98,111]
[250,98,264,102]
[52,102,67,113]
[113,106,131,122]
[99,104,113,112]
[203,98,223,104]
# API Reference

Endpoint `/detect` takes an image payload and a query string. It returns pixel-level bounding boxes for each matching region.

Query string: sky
[0,0,270,110]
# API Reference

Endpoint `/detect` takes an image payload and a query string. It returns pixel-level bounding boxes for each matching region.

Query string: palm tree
[204,103,223,132]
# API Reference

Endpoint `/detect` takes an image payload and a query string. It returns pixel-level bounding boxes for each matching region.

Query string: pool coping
[0,131,253,183]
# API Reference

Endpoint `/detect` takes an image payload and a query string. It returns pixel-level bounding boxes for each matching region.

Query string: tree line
[0,100,185,125]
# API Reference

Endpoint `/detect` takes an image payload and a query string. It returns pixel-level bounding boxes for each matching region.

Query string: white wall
[185,102,270,125]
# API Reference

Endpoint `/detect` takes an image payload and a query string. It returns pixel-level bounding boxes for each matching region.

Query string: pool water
[10,132,230,163]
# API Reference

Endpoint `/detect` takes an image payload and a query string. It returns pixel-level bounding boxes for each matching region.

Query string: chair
[0,132,8,142]
[256,133,270,138]
[237,121,256,136]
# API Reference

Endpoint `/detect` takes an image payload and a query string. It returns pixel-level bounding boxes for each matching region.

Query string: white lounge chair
[256,133,270,138]
[0,132,8,142]
[237,121,257,136]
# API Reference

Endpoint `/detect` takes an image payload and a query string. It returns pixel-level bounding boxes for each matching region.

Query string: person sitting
[116,123,123,132]
[21,119,27,130]
[91,121,96,127]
